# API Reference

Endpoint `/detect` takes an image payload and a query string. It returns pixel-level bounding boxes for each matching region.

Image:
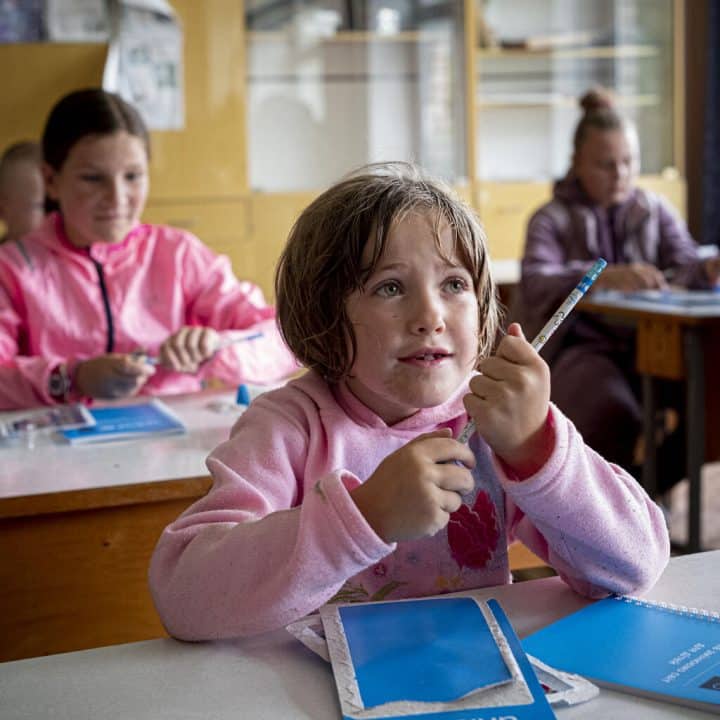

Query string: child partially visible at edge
[0,141,44,244]
[149,162,670,641]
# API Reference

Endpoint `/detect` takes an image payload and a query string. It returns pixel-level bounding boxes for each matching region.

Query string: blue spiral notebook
[320,595,556,719]
[523,594,720,715]
[61,399,186,444]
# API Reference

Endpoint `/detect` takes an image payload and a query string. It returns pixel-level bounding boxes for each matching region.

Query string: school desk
[0,390,243,662]
[0,550,716,719]
[580,292,720,554]
[0,388,546,662]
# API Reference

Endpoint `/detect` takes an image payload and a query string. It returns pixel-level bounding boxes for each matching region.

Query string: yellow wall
[0,2,689,300]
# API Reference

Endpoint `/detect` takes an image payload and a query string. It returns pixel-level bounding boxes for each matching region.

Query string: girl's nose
[105,177,124,204]
[411,295,445,335]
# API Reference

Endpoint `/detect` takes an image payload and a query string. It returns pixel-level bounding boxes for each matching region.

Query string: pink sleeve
[0,274,58,409]
[177,236,298,384]
[148,403,393,640]
[501,404,670,598]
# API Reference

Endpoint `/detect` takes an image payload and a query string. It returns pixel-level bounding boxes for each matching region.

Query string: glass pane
[246,0,467,191]
[474,0,674,181]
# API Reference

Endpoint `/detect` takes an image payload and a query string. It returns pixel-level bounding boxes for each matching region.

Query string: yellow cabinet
[0,43,106,145]
[476,182,551,260]
[148,0,248,200]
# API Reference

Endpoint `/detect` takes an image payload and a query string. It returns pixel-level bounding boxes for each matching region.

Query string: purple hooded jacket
[514,176,709,363]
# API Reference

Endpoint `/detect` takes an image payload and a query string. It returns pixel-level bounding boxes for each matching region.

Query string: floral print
[447,490,499,569]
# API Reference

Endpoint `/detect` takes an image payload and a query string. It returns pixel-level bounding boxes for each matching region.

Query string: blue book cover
[321,595,556,720]
[61,399,186,444]
[523,595,720,714]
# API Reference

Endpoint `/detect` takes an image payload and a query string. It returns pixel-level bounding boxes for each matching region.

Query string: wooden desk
[581,292,720,553]
[0,392,243,662]
[1,551,717,719]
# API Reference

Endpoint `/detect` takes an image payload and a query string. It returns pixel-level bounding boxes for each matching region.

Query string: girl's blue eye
[126,172,144,181]
[80,174,102,182]
[446,277,469,293]
[377,281,401,297]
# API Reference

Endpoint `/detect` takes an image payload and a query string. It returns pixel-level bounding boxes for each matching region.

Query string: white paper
[45,0,110,42]
[102,0,184,130]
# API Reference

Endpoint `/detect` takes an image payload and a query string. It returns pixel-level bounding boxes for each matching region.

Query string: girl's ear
[42,162,59,201]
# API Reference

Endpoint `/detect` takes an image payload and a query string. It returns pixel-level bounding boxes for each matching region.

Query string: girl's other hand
[592,262,667,292]
[74,353,155,399]
[464,323,551,472]
[158,326,221,373]
[350,429,476,543]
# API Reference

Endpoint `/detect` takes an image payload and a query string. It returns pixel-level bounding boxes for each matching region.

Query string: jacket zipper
[90,258,115,353]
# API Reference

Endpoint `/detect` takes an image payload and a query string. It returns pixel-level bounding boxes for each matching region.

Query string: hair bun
[579,87,615,114]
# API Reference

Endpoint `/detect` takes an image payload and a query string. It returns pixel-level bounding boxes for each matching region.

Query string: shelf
[247,30,444,44]
[476,44,660,60]
[475,93,660,109]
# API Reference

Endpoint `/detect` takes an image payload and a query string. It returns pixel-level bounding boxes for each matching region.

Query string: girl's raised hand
[158,326,221,373]
[74,353,155,399]
[350,429,475,543]
[464,323,551,471]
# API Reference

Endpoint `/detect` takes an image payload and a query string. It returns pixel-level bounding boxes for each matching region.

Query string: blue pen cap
[236,384,251,406]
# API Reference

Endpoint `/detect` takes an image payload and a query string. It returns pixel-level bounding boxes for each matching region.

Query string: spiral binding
[613,594,720,622]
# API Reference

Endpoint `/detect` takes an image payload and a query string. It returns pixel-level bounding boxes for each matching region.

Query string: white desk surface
[0,391,242,500]
[587,289,720,318]
[1,551,717,719]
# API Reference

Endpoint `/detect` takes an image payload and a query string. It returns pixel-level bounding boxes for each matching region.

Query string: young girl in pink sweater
[149,162,669,640]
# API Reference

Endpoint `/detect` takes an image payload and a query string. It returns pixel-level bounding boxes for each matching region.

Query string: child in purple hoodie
[149,162,669,641]
[515,88,720,493]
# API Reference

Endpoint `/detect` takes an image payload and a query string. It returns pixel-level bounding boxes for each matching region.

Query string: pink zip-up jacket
[149,371,670,640]
[0,214,298,409]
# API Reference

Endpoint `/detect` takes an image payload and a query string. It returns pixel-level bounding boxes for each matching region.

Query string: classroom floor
[667,461,720,550]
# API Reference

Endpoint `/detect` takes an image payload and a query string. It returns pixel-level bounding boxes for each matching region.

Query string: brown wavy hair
[275,162,501,383]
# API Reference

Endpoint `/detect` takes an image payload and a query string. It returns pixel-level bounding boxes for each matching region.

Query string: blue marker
[457,258,607,444]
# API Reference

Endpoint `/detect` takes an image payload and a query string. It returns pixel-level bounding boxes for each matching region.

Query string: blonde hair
[275,162,500,383]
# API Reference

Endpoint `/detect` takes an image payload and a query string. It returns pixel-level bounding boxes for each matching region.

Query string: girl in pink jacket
[149,162,670,640]
[0,89,297,409]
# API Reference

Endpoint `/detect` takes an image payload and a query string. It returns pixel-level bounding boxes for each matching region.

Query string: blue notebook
[61,399,186,444]
[523,594,720,715]
[321,596,556,719]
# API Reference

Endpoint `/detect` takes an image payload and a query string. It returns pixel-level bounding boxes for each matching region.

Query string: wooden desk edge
[0,475,213,520]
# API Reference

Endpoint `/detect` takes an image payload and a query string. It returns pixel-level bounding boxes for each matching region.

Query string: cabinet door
[245,0,467,191]
[247,192,319,300]
[0,43,106,145]
[476,181,551,260]
[473,0,678,182]
[148,0,248,200]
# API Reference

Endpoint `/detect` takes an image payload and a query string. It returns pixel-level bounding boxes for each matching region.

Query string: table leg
[642,374,658,498]
[685,328,705,554]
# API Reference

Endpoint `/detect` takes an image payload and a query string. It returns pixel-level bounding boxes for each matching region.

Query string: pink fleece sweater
[0,214,298,409]
[149,371,670,640]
